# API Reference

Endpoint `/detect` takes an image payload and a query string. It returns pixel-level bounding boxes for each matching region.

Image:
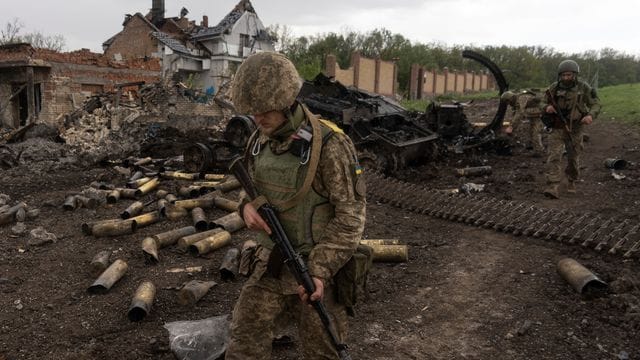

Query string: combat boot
[567,181,576,194]
[543,184,559,199]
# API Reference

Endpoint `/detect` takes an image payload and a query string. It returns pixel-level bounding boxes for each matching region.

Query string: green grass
[401,84,640,124]
[597,83,640,124]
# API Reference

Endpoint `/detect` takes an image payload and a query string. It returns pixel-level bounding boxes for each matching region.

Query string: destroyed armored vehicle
[186,50,509,173]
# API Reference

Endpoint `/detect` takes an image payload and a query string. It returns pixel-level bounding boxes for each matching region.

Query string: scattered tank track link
[365,171,640,260]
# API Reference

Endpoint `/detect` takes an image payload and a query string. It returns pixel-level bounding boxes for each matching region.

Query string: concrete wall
[324,52,396,97]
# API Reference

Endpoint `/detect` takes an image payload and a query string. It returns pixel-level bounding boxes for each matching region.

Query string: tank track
[365,171,640,260]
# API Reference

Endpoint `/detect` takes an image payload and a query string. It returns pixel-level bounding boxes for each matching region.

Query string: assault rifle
[543,89,573,142]
[229,157,352,360]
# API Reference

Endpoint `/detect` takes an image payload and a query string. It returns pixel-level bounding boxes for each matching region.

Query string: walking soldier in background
[500,89,545,155]
[541,59,601,199]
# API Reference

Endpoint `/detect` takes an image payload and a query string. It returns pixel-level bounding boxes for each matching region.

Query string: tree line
[0,18,66,52]
[268,26,640,96]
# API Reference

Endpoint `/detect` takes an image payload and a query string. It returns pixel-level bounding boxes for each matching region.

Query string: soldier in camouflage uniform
[225,52,367,359]
[500,89,545,155]
[542,59,601,199]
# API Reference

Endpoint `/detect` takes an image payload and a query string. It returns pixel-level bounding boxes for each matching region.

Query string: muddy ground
[1,100,639,360]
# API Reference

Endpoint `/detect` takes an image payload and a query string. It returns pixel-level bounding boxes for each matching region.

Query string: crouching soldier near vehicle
[500,89,545,156]
[541,59,601,199]
[225,51,368,360]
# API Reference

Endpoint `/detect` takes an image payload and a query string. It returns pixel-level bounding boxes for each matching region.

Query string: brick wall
[324,53,396,97]
[104,15,159,60]
[408,66,495,99]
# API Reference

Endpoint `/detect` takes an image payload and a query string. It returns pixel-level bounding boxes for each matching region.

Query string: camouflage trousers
[513,116,544,151]
[226,248,348,359]
[545,124,584,184]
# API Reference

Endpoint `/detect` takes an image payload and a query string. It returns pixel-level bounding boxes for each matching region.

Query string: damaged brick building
[0,0,273,129]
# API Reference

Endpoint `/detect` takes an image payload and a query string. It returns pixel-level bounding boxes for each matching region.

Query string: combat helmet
[231,52,302,115]
[557,59,580,74]
[500,90,518,105]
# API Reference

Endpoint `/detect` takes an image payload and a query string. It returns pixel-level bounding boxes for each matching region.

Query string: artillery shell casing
[90,250,111,276]
[191,207,209,231]
[63,195,78,211]
[369,244,408,263]
[178,228,225,250]
[135,177,159,197]
[178,186,202,198]
[455,165,492,177]
[121,201,145,219]
[88,259,128,294]
[153,226,197,248]
[219,247,240,281]
[157,199,168,216]
[128,281,156,322]
[141,237,159,264]
[209,212,245,233]
[163,171,199,180]
[127,177,151,189]
[90,181,114,190]
[129,211,163,229]
[76,195,98,209]
[178,280,217,305]
[82,218,119,235]
[165,194,178,204]
[203,173,226,181]
[164,203,188,220]
[557,258,607,294]
[239,240,257,276]
[129,170,144,181]
[133,157,153,167]
[119,188,138,200]
[188,230,232,256]
[106,190,121,204]
[192,181,221,189]
[213,196,240,212]
[174,198,214,210]
[216,178,241,193]
[360,239,400,246]
[92,219,137,237]
[156,189,169,198]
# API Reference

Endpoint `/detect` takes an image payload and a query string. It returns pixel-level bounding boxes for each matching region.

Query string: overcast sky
[1,0,638,57]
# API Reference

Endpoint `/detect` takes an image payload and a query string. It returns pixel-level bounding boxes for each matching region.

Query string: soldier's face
[254,110,286,136]
[560,72,576,85]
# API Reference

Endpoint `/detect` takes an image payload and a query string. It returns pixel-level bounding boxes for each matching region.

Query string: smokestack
[202,15,208,28]
[151,0,165,25]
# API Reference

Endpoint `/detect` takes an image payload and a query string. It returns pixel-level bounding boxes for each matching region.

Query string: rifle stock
[229,157,352,360]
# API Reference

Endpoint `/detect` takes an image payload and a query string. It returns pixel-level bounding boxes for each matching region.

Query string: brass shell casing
[188,230,232,256]
[174,198,214,210]
[215,178,241,193]
[360,239,400,246]
[135,177,159,196]
[178,280,217,305]
[91,219,137,237]
[128,211,163,229]
[557,258,608,294]
[141,237,159,263]
[368,244,408,263]
[153,226,197,248]
[163,171,200,180]
[191,207,209,231]
[106,190,121,204]
[128,281,156,322]
[63,195,78,211]
[88,259,128,294]
[202,173,225,181]
[177,228,225,250]
[121,201,145,219]
[90,250,111,276]
[119,188,139,200]
[213,196,240,212]
[209,212,245,233]
[127,177,152,189]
